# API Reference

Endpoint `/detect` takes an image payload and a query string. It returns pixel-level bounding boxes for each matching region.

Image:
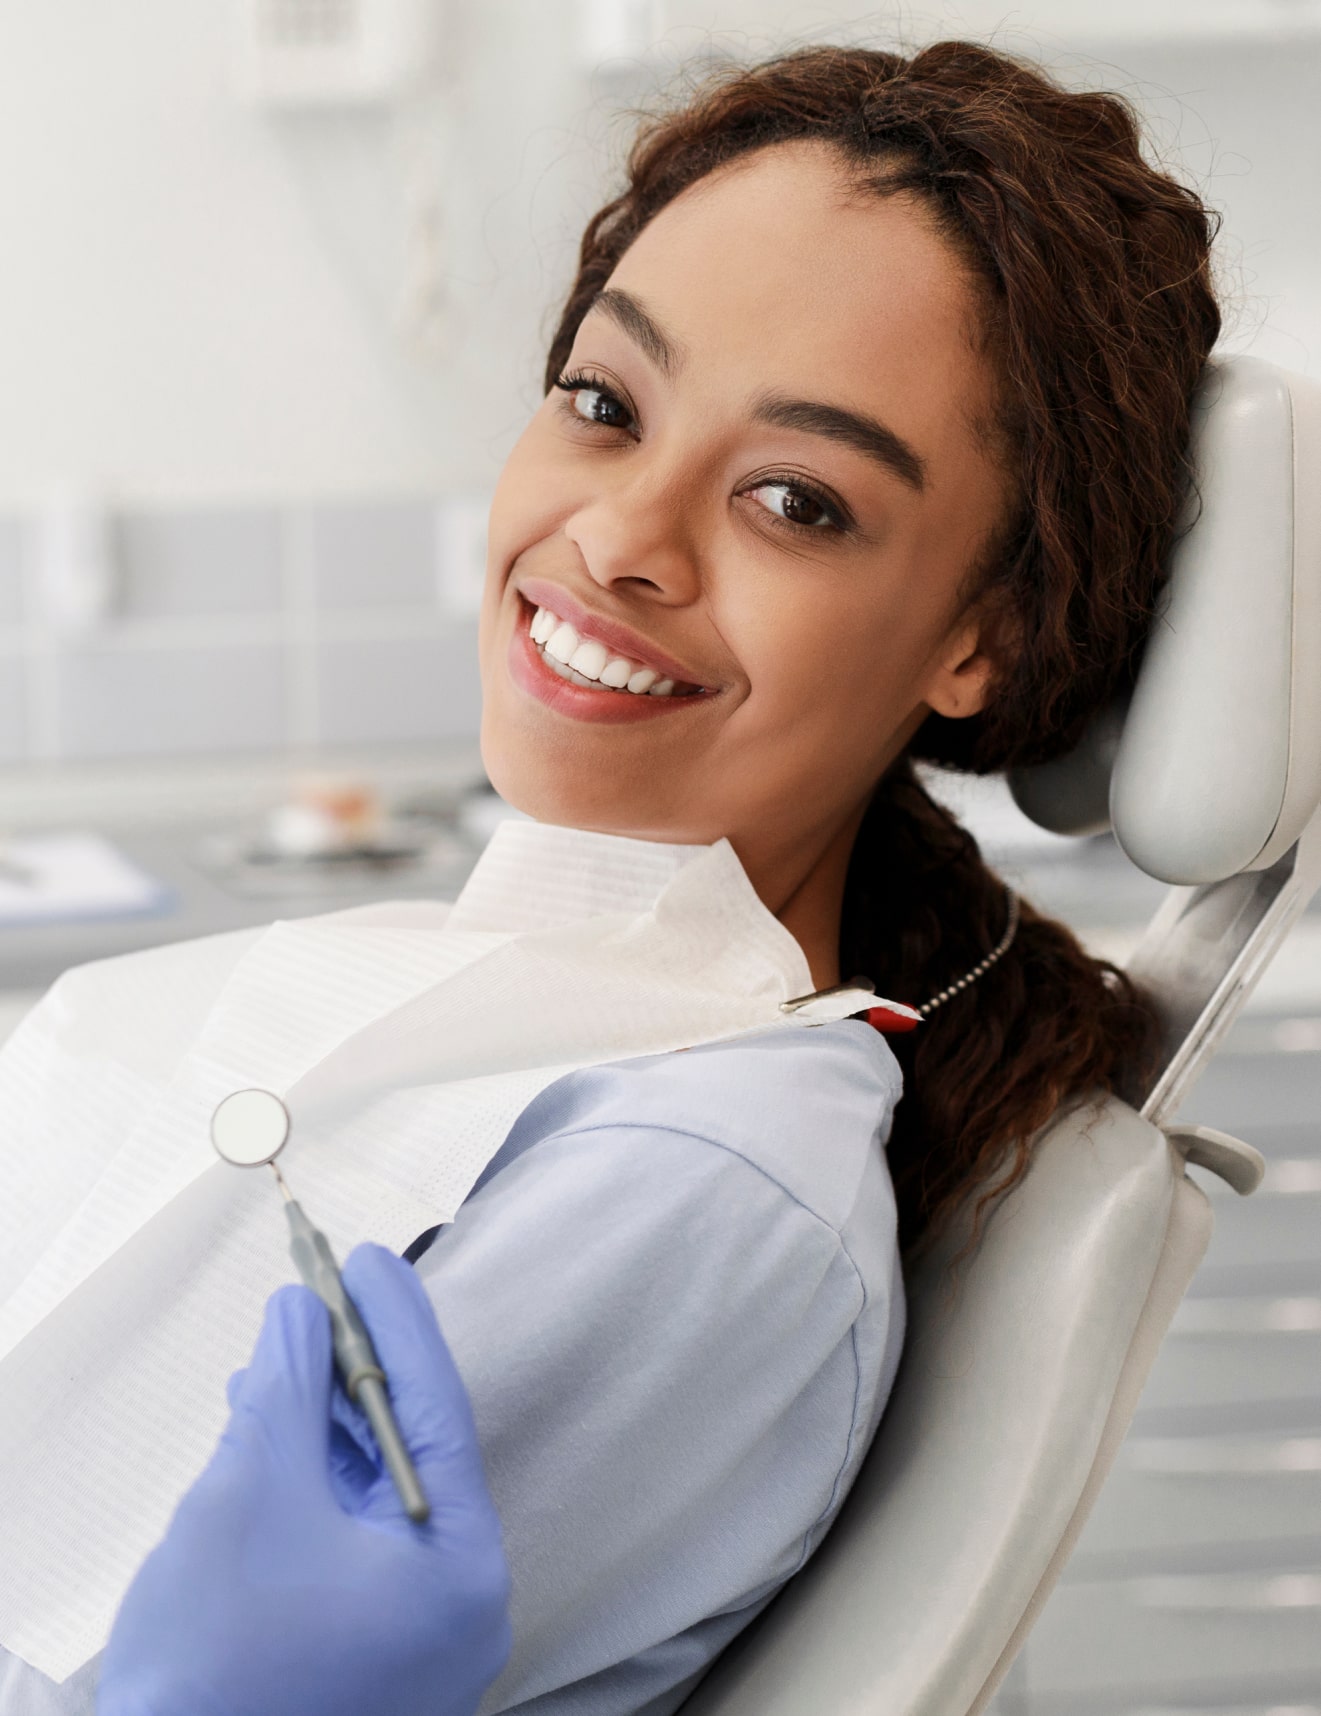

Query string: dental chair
[681,354,1321,1716]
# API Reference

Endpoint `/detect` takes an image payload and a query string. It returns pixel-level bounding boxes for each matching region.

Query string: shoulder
[426,1020,904,1383]
[492,1018,902,1242]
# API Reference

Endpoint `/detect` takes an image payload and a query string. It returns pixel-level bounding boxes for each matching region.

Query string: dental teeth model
[528,605,685,696]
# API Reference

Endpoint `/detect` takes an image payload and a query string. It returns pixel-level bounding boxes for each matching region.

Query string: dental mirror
[210,1087,291,1169]
[207,1082,433,1523]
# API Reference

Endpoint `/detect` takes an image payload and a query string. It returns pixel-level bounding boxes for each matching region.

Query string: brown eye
[555,379,631,432]
[553,369,639,434]
[781,489,828,526]
[747,480,842,532]
[573,389,624,429]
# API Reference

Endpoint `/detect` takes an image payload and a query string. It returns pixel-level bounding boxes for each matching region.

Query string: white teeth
[567,638,608,681]
[545,654,599,689]
[544,622,579,664]
[527,602,701,697]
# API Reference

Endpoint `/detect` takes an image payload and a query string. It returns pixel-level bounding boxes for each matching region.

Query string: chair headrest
[1010,355,1321,884]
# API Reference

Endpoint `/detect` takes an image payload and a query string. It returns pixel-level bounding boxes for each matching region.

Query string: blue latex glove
[97,1243,511,1716]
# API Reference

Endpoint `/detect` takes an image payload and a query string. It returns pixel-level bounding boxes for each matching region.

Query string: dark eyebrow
[752,393,928,493]
[581,292,926,491]
[587,287,684,377]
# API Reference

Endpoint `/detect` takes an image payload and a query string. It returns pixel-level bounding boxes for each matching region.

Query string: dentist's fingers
[339,1245,487,1481]
[223,1284,336,1474]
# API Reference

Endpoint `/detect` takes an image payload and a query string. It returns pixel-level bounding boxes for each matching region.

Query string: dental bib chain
[780,886,1021,1033]
[916,888,1021,1017]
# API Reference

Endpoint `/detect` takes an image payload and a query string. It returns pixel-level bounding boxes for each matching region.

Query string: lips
[515,577,712,692]
[532,608,689,696]
[507,589,716,726]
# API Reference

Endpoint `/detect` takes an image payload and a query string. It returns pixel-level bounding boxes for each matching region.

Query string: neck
[739,802,868,992]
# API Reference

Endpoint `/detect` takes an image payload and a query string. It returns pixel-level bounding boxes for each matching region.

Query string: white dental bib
[0,821,875,1681]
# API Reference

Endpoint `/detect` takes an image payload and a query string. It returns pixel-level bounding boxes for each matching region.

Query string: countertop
[0,742,489,1007]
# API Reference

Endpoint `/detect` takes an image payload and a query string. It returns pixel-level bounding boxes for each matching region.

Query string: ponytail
[841,763,1160,1259]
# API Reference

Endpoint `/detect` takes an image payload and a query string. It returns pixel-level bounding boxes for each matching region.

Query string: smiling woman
[481,41,1219,1265]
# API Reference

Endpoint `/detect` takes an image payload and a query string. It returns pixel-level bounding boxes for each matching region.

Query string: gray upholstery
[683,1100,1210,1716]
[1011,354,1321,883]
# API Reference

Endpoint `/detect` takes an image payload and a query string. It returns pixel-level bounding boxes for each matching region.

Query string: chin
[479,740,693,844]
[480,740,615,831]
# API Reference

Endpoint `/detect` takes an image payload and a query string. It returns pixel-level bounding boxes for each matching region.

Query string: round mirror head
[210,1088,291,1168]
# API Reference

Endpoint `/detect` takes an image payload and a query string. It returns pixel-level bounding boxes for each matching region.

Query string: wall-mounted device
[575,0,664,65]
[234,0,437,106]
[34,490,116,635]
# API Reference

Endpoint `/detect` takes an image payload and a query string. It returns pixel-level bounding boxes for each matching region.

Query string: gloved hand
[97,1243,511,1716]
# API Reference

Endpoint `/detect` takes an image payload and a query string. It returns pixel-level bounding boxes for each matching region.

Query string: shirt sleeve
[0,1644,100,1714]
[414,1106,886,1716]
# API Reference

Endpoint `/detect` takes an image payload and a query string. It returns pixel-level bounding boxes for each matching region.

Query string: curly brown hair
[545,41,1222,1258]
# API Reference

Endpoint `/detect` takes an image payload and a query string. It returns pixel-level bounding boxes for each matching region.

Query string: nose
[562,465,702,605]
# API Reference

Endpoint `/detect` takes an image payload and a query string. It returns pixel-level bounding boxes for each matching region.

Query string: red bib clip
[865,1000,923,1034]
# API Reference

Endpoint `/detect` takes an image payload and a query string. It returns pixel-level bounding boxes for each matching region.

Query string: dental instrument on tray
[209,1088,431,1524]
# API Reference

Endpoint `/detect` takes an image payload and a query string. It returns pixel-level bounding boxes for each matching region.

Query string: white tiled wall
[54,639,288,757]
[117,509,285,619]
[0,653,27,762]
[0,523,24,628]
[315,626,483,746]
[0,496,486,761]
[309,502,441,610]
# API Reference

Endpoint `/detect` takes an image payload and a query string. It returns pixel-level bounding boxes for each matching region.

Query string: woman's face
[479,141,1010,917]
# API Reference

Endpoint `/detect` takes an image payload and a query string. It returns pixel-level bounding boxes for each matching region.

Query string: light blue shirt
[0,1017,904,1716]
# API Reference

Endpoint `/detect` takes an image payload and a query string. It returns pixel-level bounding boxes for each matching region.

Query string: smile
[507,591,716,726]
[526,604,703,698]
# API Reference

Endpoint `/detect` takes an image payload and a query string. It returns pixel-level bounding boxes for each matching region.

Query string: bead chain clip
[916,888,1021,1018]
[779,886,1021,1027]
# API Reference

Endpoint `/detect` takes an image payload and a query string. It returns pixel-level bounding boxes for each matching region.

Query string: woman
[0,37,1218,1716]
[481,35,1213,1262]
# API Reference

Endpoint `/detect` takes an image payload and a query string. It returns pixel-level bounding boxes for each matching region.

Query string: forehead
[604,141,996,462]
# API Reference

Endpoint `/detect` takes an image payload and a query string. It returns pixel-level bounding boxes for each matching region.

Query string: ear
[921,613,998,720]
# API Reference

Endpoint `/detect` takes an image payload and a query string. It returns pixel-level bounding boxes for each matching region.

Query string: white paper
[0,821,879,1681]
[0,832,171,926]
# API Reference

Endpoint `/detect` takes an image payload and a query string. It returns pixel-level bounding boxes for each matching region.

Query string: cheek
[738,571,932,722]
[486,429,544,579]
[486,408,590,561]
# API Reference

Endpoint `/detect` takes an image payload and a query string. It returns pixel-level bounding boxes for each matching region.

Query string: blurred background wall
[0,0,1317,766]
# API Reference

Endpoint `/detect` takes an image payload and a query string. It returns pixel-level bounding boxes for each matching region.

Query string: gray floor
[983,832,1321,1716]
